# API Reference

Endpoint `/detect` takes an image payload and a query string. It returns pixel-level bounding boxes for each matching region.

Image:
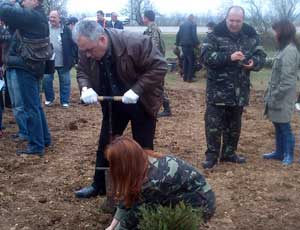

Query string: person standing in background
[175,14,199,82]
[107,12,124,29]
[263,19,300,165]
[97,10,106,28]
[143,10,171,118]
[43,10,77,108]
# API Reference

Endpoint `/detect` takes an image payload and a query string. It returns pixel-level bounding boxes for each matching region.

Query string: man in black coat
[106,12,124,29]
[42,10,78,108]
[176,14,199,82]
[0,0,51,155]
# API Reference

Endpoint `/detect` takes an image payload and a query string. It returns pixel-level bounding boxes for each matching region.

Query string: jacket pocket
[267,97,283,110]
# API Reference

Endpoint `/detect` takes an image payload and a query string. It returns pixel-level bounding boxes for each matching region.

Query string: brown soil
[1,77,300,230]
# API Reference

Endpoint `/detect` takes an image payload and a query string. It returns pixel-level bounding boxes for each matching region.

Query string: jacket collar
[105,29,126,57]
[213,20,257,38]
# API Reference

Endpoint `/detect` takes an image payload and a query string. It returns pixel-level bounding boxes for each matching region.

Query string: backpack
[16,30,53,62]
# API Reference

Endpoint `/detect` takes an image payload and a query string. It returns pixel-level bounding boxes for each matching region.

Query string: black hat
[66,17,79,25]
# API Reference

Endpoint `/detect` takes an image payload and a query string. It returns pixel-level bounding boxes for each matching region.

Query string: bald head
[49,10,61,28]
[111,12,118,22]
[226,6,245,33]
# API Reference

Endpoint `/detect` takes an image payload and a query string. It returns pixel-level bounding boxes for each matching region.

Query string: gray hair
[72,20,105,43]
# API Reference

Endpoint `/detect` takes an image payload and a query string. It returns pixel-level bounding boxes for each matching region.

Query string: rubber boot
[263,152,284,160]
[282,137,294,166]
[263,124,284,161]
[282,125,295,166]
[157,97,171,118]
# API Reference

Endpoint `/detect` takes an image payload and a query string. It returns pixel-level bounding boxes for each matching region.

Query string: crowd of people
[0,1,300,229]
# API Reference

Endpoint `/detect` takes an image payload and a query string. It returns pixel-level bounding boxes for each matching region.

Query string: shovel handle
[98,96,123,102]
[96,167,110,171]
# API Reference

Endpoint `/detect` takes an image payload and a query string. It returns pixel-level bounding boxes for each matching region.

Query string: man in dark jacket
[0,0,51,155]
[201,6,266,169]
[43,10,77,108]
[176,14,199,82]
[106,12,124,29]
[73,20,167,198]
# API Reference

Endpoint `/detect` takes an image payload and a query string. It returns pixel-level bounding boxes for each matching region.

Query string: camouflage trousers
[205,104,244,161]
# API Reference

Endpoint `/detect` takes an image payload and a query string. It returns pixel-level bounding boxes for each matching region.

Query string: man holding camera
[0,0,51,156]
[201,6,266,169]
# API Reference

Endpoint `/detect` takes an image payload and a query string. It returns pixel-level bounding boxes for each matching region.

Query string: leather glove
[122,89,139,104]
[80,87,98,104]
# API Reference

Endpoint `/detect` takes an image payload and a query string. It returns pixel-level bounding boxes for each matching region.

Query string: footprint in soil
[67,121,78,131]
[67,118,89,131]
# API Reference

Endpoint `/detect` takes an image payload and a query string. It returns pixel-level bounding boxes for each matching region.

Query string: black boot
[202,159,218,169]
[157,97,171,118]
[220,154,246,164]
[75,184,106,198]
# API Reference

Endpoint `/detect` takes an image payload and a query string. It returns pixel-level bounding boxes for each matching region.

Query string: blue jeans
[17,69,51,152]
[43,67,71,104]
[273,122,294,157]
[6,69,28,139]
[0,93,2,130]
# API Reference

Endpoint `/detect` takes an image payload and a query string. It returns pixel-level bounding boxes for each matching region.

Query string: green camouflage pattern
[114,156,215,230]
[143,22,165,56]
[201,21,266,106]
[205,104,244,160]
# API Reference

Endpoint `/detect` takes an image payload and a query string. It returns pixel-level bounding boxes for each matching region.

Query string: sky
[67,0,243,16]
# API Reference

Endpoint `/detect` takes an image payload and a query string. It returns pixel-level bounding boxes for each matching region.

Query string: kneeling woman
[105,137,215,230]
[263,19,300,165]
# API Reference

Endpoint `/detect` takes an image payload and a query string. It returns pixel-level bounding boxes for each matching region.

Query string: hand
[105,218,119,230]
[243,59,254,70]
[231,51,245,61]
[80,87,98,104]
[122,89,139,104]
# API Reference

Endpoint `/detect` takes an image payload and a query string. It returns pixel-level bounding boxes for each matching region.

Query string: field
[1,32,300,229]
[1,69,300,230]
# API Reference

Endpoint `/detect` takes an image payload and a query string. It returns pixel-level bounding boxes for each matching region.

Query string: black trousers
[204,104,244,161]
[182,46,195,81]
[93,102,156,190]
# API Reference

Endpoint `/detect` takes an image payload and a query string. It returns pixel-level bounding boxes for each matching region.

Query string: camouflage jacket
[115,155,212,229]
[201,20,266,106]
[143,22,165,56]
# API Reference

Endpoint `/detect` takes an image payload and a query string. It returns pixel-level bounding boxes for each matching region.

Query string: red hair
[105,136,163,207]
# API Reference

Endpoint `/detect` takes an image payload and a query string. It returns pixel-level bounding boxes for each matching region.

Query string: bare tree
[244,0,300,33]
[216,0,234,21]
[44,0,68,16]
[271,0,300,21]
[243,0,271,34]
[122,0,154,25]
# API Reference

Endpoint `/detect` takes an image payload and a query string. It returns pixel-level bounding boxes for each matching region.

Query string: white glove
[295,103,300,111]
[122,89,139,104]
[80,87,98,104]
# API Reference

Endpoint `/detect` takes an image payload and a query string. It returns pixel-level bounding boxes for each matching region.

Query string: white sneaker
[295,103,300,111]
[62,103,69,108]
[45,101,53,107]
